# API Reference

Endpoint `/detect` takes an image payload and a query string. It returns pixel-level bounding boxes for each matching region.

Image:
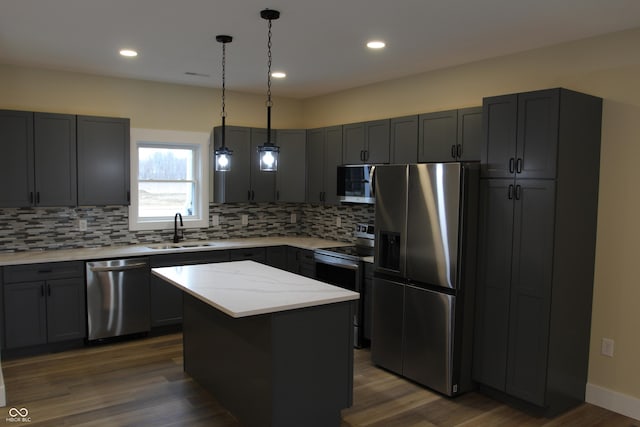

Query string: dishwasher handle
[88,262,149,273]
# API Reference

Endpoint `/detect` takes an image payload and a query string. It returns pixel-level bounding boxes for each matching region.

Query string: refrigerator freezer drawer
[403,285,456,395]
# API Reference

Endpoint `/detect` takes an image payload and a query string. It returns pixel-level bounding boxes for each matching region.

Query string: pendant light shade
[257,9,280,172]
[215,35,233,172]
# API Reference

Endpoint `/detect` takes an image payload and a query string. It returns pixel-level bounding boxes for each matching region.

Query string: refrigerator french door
[372,162,478,396]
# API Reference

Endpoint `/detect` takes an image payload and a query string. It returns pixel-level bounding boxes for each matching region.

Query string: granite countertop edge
[0,237,355,267]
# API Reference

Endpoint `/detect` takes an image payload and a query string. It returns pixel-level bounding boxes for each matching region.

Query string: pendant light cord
[221,40,227,148]
[266,17,273,144]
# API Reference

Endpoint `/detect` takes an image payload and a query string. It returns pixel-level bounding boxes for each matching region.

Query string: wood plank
[2,333,637,426]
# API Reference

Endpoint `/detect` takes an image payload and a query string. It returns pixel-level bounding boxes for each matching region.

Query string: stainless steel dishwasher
[86,258,150,341]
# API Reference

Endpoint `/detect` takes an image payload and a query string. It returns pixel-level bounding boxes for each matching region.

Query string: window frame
[129,128,210,231]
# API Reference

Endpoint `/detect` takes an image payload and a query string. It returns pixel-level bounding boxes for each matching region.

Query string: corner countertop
[152,260,360,318]
[0,236,354,267]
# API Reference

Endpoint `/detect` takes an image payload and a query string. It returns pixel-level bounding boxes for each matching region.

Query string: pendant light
[257,9,280,172]
[214,35,233,172]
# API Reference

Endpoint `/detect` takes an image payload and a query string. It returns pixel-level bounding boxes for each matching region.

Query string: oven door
[314,253,364,347]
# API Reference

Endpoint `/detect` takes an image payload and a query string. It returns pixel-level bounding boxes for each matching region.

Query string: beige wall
[0,64,304,131]
[300,28,640,399]
[2,26,640,402]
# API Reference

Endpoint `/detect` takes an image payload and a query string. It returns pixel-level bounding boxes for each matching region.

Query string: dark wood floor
[2,333,637,426]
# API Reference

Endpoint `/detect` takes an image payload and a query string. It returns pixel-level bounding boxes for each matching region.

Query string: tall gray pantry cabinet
[473,88,602,416]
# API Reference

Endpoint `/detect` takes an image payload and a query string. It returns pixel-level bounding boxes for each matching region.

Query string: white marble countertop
[152,260,360,318]
[0,236,354,267]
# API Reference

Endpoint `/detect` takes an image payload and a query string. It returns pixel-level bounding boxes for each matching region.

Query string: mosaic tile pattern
[0,202,374,252]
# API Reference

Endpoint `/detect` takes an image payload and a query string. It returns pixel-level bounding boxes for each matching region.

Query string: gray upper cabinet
[343,119,390,164]
[0,110,76,207]
[34,113,77,206]
[480,90,559,179]
[0,110,35,207]
[214,125,251,203]
[306,125,343,205]
[457,107,483,161]
[418,107,482,163]
[473,88,603,416]
[275,129,306,203]
[77,115,130,205]
[390,115,418,164]
[418,109,457,162]
[250,128,276,202]
[213,126,276,203]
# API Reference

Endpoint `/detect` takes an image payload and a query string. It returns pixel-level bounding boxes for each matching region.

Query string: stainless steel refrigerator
[371,162,479,396]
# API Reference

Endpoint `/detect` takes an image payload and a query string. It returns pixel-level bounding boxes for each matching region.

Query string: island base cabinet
[183,294,354,427]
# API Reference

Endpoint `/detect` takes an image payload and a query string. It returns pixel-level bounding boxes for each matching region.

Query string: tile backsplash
[0,203,374,252]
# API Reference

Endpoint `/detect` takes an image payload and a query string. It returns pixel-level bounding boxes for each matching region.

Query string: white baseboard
[586,383,640,421]
[0,360,5,407]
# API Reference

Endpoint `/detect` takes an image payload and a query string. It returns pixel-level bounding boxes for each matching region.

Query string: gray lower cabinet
[3,262,85,349]
[275,129,306,203]
[150,250,229,327]
[390,115,419,164]
[265,246,288,270]
[418,107,482,163]
[77,115,130,205]
[0,110,76,207]
[286,247,315,278]
[306,126,343,205]
[229,247,267,263]
[473,88,602,416]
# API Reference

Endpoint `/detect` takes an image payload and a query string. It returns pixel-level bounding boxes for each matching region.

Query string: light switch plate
[78,219,87,231]
[211,214,219,227]
[291,213,297,224]
[601,337,614,357]
[241,214,248,226]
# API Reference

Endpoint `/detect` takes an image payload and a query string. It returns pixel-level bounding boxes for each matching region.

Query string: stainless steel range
[314,223,374,348]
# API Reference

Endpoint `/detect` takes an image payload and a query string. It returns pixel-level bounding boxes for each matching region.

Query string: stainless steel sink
[146,242,215,250]
[180,242,215,248]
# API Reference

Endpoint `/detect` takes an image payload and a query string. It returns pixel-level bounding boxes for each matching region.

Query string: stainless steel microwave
[337,165,375,204]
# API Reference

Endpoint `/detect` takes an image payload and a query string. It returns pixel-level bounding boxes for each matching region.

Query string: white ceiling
[2,0,640,99]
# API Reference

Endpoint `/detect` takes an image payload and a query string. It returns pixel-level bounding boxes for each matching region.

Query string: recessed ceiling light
[271,71,286,78]
[119,49,138,57]
[366,41,386,49]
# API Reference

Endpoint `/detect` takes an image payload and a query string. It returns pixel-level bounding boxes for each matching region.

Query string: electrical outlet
[601,337,615,357]
[241,214,248,226]
[211,214,219,227]
[336,216,341,227]
[78,219,88,231]
[290,213,297,224]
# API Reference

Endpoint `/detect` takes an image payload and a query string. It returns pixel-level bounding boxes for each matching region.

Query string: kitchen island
[151,261,359,427]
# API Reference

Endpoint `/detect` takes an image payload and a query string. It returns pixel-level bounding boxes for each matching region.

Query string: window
[129,129,210,231]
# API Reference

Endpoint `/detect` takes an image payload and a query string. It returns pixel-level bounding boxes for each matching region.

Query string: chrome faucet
[173,213,184,243]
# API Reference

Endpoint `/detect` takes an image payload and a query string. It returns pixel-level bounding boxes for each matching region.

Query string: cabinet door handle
[127,191,131,203]
[30,192,34,204]
[251,190,255,201]
[509,158,515,174]
[364,150,369,161]
[47,284,51,296]
[508,184,514,200]
[516,158,523,174]
[457,144,462,158]
[451,145,456,159]
[36,192,40,204]
[247,190,251,201]
[515,184,522,200]
[276,190,280,201]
